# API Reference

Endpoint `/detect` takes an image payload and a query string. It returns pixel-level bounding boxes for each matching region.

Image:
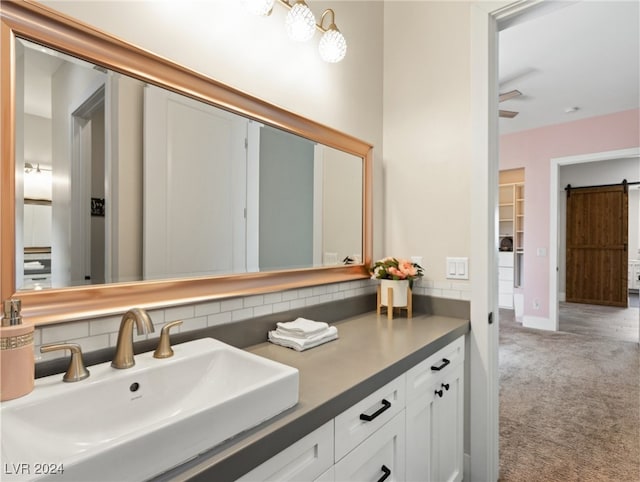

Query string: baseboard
[559,291,566,302]
[522,315,555,331]
[464,453,471,481]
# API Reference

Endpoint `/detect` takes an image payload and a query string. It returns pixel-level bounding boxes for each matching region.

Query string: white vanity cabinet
[236,336,465,482]
[405,335,465,482]
[236,421,334,482]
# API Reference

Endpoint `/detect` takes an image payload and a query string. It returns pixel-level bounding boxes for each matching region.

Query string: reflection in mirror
[16,38,363,291]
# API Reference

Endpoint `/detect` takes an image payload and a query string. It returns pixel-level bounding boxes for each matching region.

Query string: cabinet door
[405,387,436,481]
[433,363,464,482]
[334,411,405,482]
[406,363,464,482]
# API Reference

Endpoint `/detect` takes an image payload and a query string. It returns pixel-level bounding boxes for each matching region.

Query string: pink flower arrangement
[371,257,424,282]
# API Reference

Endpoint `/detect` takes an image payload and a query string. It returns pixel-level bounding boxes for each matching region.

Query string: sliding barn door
[566,184,628,307]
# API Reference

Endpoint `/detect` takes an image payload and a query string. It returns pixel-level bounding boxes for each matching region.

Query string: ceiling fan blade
[499,109,519,118]
[499,89,522,102]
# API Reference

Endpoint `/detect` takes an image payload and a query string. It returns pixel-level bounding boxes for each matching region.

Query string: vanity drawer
[236,421,333,482]
[405,335,465,403]
[334,374,405,462]
[334,411,405,482]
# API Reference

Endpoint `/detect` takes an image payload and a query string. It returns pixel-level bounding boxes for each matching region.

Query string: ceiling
[498,0,640,135]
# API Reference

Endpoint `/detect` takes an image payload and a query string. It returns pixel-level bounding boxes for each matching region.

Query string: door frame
[549,147,640,330]
[470,1,580,479]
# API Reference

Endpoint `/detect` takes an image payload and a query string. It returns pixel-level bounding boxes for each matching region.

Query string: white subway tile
[425,288,443,297]
[207,312,232,327]
[41,322,90,344]
[272,301,291,313]
[282,290,299,301]
[342,289,357,298]
[312,286,328,296]
[232,308,254,322]
[434,280,453,290]
[147,309,166,324]
[319,294,333,304]
[195,301,221,317]
[164,305,194,322]
[441,289,462,299]
[305,296,321,306]
[243,295,264,308]
[253,304,274,317]
[180,316,207,332]
[297,287,313,299]
[289,298,306,310]
[221,298,243,312]
[88,316,120,336]
[72,334,110,353]
[263,292,282,304]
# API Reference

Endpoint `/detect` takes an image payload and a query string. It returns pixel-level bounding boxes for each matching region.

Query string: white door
[143,85,248,279]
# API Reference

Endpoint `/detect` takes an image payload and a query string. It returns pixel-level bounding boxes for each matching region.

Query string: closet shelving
[498,172,525,309]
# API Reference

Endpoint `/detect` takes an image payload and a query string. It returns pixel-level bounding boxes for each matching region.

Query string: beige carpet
[499,310,640,481]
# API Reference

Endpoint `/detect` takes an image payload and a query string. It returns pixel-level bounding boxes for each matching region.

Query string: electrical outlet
[533,299,540,310]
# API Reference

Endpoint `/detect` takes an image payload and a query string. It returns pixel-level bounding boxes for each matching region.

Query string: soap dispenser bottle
[0,298,35,401]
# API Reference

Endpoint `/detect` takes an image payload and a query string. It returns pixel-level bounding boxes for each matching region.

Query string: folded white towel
[24,261,44,270]
[276,317,329,338]
[269,325,338,351]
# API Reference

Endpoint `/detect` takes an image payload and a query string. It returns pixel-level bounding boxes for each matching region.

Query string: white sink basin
[0,338,299,481]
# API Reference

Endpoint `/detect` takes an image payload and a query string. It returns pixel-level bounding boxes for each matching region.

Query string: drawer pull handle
[435,388,444,398]
[377,465,391,482]
[359,398,391,422]
[442,382,450,391]
[431,358,450,371]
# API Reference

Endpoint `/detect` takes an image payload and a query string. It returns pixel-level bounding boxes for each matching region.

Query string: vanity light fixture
[243,0,275,16]
[285,1,316,42]
[318,9,346,63]
[244,0,347,63]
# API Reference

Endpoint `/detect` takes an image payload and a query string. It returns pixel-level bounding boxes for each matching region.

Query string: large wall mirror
[0,0,373,325]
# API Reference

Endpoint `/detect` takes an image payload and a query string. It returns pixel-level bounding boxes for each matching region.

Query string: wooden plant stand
[377,285,412,320]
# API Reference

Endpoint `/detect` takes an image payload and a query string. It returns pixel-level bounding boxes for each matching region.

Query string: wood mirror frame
[0,0,373,326]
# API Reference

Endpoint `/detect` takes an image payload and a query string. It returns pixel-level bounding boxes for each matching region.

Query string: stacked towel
[268,317,338,351]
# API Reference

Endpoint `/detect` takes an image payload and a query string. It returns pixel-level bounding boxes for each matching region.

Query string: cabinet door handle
[442,382,450,391]
[359,399,391,421]
[377,465,391,482]
[430,358,450,371]
[435,389,444,398]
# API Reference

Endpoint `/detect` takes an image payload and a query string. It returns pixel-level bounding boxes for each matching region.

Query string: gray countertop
[156,311,470,481]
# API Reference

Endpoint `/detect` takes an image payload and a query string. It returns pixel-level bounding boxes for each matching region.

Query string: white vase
[380,279,410,308]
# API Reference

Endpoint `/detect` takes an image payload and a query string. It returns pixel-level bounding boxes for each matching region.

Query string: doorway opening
[71,84,106,285]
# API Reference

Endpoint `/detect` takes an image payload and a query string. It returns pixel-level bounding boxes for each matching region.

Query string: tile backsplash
[35,278,471,362]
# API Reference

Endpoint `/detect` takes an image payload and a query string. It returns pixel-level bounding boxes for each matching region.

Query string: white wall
[558,157,640,295]
[43,0,385,256]
[383,1,472,292]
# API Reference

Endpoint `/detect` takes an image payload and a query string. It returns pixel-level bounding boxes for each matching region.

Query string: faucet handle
[40,343,90,382]
[153,320,183,359]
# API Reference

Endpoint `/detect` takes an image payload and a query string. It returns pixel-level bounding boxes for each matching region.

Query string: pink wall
[500,108,640,320]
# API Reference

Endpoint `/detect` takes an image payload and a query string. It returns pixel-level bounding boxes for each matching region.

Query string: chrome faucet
[111,308,155,369]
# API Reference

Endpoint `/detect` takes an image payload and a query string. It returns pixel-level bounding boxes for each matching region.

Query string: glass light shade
[285,2,316,42]
[319,28,347,63]
[242,0,275,16]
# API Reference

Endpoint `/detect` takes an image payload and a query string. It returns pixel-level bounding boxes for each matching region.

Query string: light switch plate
[446,257,469,280]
